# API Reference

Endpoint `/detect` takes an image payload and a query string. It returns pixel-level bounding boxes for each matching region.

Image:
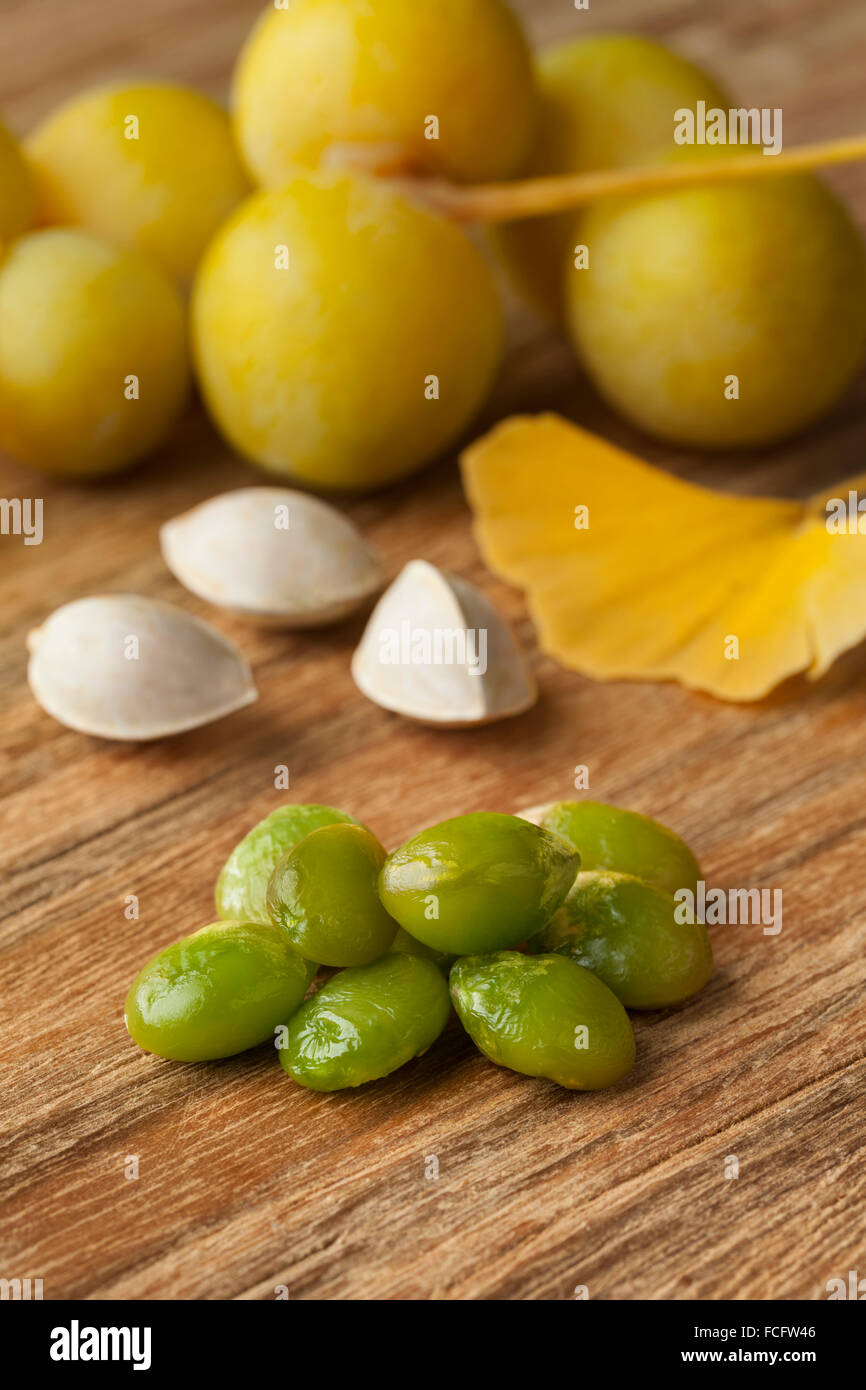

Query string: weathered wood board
[1,0,864,1300]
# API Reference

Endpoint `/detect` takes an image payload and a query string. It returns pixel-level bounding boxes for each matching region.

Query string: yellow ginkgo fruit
[0,116,34,243]
[566,164,866,450]
[26,82,251,287]
[461,413,866,702]
[493,34,729,321]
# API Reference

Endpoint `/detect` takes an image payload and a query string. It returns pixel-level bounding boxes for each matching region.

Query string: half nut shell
[351,559,536,726]
[160,487,383,627]
[27,594,257,740]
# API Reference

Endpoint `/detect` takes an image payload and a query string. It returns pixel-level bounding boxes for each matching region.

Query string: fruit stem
[414,133,866,223]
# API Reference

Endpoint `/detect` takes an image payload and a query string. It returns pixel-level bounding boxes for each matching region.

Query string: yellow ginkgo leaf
[460,413,866,701]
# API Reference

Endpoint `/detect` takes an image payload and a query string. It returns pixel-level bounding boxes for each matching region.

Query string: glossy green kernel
[450,951,635,1091]
[531,870,713,1009]
[125,920,315,1062]
[215,802,361,924]
[389,927,456,974]
[528,800,700,895]
[267,822,397,967]
[378,812,579,955]
[281,953,450,1092]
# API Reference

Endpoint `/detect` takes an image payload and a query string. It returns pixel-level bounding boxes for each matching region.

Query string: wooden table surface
[1,0,865,1301]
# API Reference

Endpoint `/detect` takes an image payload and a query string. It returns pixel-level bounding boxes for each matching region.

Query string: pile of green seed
[124,801,712,1092]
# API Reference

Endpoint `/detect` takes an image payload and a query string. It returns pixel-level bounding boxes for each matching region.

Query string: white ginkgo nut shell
[351,558,536,726]
[160,487,383,627]
[27,594,257,741]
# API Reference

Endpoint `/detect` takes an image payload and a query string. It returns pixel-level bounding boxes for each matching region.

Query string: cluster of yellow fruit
[0,1,864,488]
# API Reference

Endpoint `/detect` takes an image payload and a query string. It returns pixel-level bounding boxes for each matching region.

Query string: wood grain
[1,0,865,1301]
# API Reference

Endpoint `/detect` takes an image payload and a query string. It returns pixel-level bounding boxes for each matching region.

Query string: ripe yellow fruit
[26,82,251,286]
[0,229,189,477]
[191,171,504,492]
[495,34,729,318]
[232,0,536,187]
[566,167,866,449]
[0,116,34,243]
